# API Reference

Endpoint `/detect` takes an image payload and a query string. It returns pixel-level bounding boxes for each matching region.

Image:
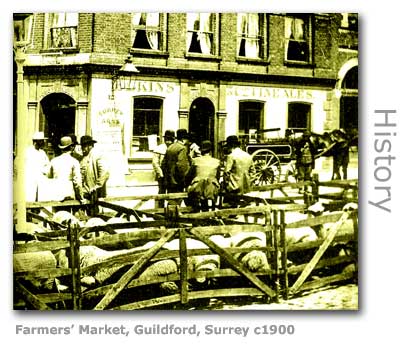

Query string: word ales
[368,110,397,212]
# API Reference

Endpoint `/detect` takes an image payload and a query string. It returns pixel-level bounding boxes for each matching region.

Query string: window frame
[44,13,79,51]
[130,13,167,54]
[236,13,267,61]
[131,96,164,156]
[284,14,313,65]
[238,100,265,145]
[287,102,312,131]
[185,13,219,58]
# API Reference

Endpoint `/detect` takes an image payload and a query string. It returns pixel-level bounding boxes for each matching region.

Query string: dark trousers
[156,177,167,208]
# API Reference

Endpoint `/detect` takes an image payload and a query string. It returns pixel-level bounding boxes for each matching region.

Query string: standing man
[24,131,50,202]
[80,135,110,214]
[295,130,316,189]
[152,130,175,207]
[185,140,220,211]
[223,135,256,207]
[162,128,191,205]
[48,136,84,203]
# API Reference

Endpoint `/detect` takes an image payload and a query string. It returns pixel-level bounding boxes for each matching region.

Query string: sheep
[229,231,270,272]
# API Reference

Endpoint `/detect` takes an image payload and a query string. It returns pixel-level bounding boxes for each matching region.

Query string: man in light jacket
[223,135,256,207]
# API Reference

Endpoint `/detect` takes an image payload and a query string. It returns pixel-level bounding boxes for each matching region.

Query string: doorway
[188,97,215,147]
[40,93,76,158]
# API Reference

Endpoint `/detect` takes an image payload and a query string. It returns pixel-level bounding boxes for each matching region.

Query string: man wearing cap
[79,135,110,204]
[185,140,220,211]
[162,128,191,204]
[295,130,316,188]
[223,135,256,207]
[24,131,51,201]
[48,136,84,202]
[152,130,175,207]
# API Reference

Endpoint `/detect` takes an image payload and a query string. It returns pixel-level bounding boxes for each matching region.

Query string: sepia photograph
[12,12,358,311]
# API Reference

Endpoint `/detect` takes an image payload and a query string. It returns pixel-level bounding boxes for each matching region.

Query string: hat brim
[81,140,97,146]
[58,143,73,149]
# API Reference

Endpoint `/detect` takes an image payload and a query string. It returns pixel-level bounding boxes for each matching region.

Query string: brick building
[13,12,358,188]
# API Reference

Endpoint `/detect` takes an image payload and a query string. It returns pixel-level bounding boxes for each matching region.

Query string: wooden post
[312,173,319,203]
[264,209,274,302]
[179,228,189,304]
[272,210,280,302]
[279,210,289,300]
[68,223,81,310]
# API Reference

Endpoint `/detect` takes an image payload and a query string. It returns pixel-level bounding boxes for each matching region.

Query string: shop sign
[226,86,314,100]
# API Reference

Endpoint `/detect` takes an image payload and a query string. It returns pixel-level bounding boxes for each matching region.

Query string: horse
[286,129,358,180]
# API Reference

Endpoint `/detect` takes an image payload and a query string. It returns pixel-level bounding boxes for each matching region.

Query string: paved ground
[201,284,358,311]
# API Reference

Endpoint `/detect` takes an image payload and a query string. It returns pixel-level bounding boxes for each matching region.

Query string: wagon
[219,128,304,186]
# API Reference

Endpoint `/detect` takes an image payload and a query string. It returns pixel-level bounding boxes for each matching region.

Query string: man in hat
[185,140,220,211]
[24,131,51,201]
[48,136,84,202]
[223,135,256,207]
[68,133,83,162]
[295,130,316,188]
[162,128,191,204]
[79,135,110,209]
[152,130,175,207]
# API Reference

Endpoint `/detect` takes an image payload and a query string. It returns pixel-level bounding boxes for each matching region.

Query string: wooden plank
[97,201,142,222]
[179,229,189,304]
[189,228,276,299]
[14,239,69,254]
[287,234,355,253]
[93,229,176,310]
[14,267,72,278]
[289,211,350,294]
[297,271,356,294]
[287,255,355,275]
[14,280,52,310]
[285,212,344,229]
[110,288,269,310]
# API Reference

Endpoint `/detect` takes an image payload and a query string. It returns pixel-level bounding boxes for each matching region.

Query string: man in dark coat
[162,129,191,205]
[295,130,316,183]
[186,140,220,211]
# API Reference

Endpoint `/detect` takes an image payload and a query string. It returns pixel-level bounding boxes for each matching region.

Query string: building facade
[14,12,358,187]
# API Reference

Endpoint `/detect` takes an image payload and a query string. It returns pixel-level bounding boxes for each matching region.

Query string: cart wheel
[251,149,281,185]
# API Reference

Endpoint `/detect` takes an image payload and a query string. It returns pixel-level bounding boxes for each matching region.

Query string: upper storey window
[237,13,265,59]
[186,13,215,55]
[132,13,165,51]
[285,15,311,63]
[48,13,78,49]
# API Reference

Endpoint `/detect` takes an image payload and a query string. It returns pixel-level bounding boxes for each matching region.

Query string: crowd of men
[153,129,256,211]
[19,127,320,213]
[21,132,109,216]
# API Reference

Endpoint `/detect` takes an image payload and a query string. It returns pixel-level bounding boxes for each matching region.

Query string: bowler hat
[58,136,73,149]
[68,134,79,145]
[226,135,240,147]
[163,130,175,139]
[176,129,188,140]
[201,140,212,153]
[80,135,97,146]
[32,131,47,140]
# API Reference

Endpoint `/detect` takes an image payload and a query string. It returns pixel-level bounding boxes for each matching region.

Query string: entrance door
[40,93,76,158]
[188,97,215,147]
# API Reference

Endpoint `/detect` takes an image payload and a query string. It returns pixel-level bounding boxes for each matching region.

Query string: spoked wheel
[251,149,282,186]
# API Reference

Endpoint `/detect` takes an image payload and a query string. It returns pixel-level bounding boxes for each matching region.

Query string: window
[285,16,310,63]
[48,13,78,49]
[287,102,311,131]
[238,101,264,145]
[132,13,164,51]
[237,13,265,59]
[340,13,358,31]
[186,13,215,55]
[132,97,162,153]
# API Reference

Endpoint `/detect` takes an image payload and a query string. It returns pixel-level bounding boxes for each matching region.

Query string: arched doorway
[188,97,215,147]
[40,93,76,157]
[339,65,358,131]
